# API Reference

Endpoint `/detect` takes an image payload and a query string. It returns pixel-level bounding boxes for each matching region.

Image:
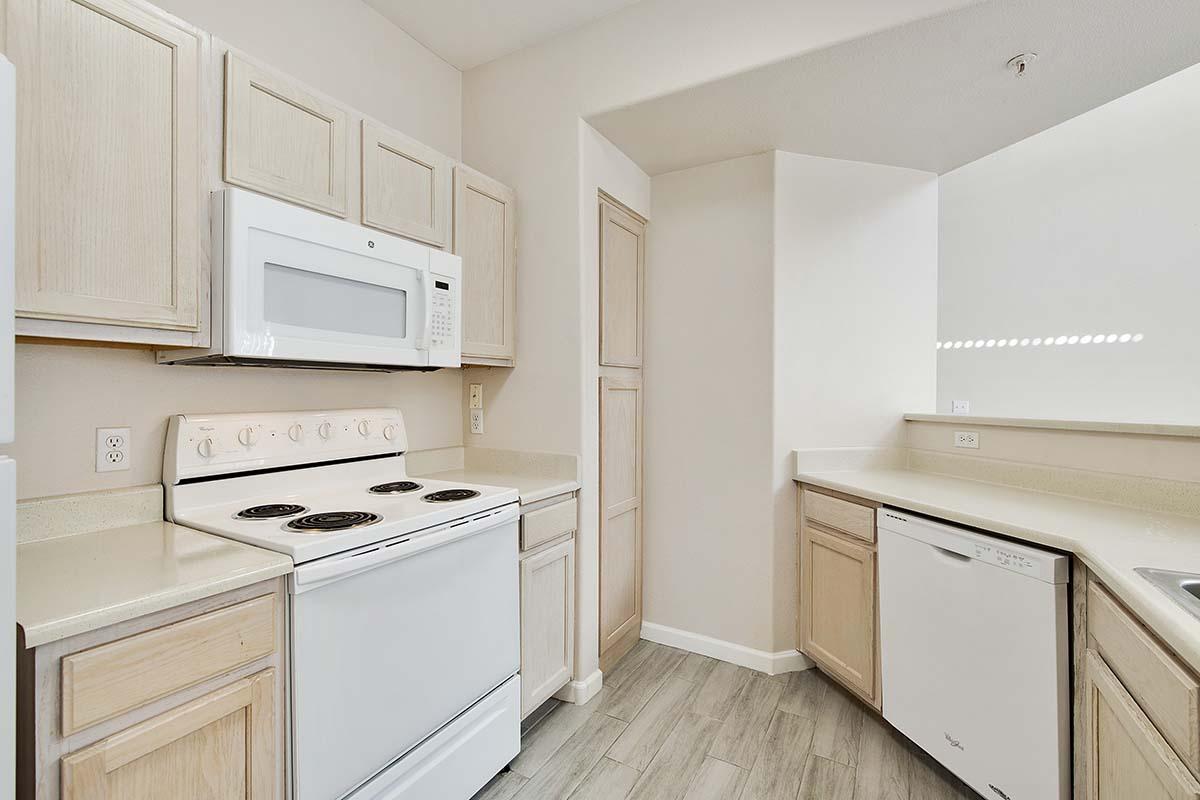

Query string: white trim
[641,622,815,676]
[553,669,603,705]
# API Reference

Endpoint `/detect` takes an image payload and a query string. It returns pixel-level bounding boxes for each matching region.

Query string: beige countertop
[417,468,578,506]
[17,521,293,648]
[794,467,1200,673]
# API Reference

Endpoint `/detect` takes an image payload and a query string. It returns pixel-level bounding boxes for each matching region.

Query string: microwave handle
[416,271,433,349]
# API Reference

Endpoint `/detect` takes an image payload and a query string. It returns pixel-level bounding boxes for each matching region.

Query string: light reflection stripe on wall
[936,334,1144,350]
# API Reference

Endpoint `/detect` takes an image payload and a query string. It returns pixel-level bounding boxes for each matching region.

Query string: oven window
[264,263,407,338]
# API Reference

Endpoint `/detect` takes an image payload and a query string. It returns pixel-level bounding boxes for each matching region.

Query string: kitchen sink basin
[1136,567,1200,620]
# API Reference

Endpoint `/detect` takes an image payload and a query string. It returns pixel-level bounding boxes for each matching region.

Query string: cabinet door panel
[224,52,347,216]
[362,121,448,246]
[520,538,575,717]
[8,0,202,330]
[600,376,642,663]
[599,200,645,368]
[801,524,876,702]
[454,165,516,364]
[1084,651,1200,800]
[61,669,276,800]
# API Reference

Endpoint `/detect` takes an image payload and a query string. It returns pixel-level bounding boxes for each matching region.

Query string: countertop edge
[19,558,293,649]
[794,469,1200,675]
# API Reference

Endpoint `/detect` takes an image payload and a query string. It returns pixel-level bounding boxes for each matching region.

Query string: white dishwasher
[877,507,1070,800]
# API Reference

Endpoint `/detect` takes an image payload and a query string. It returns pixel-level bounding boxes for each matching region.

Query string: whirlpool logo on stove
[944,732,964,751]
[988,784,1013,800]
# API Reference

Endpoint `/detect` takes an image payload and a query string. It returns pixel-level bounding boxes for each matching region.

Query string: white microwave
[160,189,460,370]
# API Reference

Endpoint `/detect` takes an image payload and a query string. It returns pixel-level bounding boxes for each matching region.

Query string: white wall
[644,153,777,653]
[773,152,938,646]
[938,63,1200,423]
[1,0,464,500]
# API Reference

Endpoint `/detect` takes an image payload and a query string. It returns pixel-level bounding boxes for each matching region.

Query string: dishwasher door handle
[931,545,973,565]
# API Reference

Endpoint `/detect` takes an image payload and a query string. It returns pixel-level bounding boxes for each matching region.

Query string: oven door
[222,189,433,367]
[289,505,519,800]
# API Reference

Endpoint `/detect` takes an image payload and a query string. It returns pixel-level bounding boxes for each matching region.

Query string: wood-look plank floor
[474,641,979,800]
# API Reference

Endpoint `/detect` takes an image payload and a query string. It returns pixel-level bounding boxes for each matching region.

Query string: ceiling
[363,0,647,70]
[586,0,1200,175]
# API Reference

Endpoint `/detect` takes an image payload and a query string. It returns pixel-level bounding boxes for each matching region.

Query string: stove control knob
[288,424,303,442]
[197,437,215,458]
[318,422,333,440]
[383,424,397,441]
[238,426,257,447]
[358,420,371,437]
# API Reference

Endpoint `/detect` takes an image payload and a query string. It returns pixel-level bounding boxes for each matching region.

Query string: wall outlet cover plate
[96,426,131,472]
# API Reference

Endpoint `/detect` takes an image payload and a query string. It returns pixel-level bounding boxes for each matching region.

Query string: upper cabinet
[362,121,450,247]
[5,0,206,345]
[454,165,516,366]
[599,198,645,368]
[224,52,348,217]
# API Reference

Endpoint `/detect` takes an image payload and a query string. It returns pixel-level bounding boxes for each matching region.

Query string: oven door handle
[292,503,518,594]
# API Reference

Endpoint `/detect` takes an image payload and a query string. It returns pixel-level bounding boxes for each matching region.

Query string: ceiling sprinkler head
[1007,52,1038,78]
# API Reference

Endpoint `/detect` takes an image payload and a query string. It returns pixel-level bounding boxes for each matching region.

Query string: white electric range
[164,408,521,800]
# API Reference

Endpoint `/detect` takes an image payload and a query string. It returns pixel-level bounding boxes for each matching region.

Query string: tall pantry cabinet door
[599,199,645,368]
[599,375,643,670]
[61,669,277,800]
[362,121,449,247]
[6,0,203,330]
[453,165,516,365]
[224,52,348,217]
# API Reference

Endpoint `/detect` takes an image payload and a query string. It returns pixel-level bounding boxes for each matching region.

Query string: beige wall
[3,345,462,499]
[4,0,465,500]
[644,153,777,652]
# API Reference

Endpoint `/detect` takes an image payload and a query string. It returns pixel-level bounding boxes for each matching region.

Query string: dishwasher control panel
[877,507,1069,584]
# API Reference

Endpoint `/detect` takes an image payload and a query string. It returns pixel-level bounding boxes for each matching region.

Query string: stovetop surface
[168,457,519,564]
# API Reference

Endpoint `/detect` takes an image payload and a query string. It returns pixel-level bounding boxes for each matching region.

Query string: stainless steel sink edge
[1135,567,1200,622]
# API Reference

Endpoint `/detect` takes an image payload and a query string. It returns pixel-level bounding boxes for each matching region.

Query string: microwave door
[229,226,428,366]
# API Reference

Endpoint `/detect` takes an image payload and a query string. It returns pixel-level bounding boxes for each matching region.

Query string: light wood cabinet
[224,52,348,217]
[1083,650,1200,800]
[599,375,643,671]
[5,0,205,343]
[61,669,276,800]
[520,537,575,718]
[362,121,450,246]
[599,198,646,368]
[17,580,285,800]
[798,485,881,709]
[453,165,516,366]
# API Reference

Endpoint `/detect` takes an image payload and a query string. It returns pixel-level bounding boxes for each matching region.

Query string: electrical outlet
[469,408,484,435]
[96,426,131,472]
[952,400,971,415]
[954,430,980,449]
[469,383,483,410]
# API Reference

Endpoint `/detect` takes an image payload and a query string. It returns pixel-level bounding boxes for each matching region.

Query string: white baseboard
[641,622,815,676]
[554,669,603,705]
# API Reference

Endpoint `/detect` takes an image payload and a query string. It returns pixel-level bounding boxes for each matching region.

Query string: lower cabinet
[520,537,575,718]
[17,580,285,800]
[61,669,276,800]
[798,486,881,710]
[1082,650,1200,799]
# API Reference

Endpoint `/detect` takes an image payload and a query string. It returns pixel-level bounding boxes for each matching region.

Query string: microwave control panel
[430,279,455,350]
